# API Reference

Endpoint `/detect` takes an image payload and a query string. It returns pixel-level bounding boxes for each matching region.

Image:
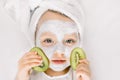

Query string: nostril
[53,51,65,57]
[61,53,64,56]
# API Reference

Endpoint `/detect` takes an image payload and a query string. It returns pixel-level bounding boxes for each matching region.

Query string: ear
[78,32,81,42]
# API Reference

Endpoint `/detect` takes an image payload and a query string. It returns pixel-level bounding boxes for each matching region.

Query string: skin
[16,10,91,80]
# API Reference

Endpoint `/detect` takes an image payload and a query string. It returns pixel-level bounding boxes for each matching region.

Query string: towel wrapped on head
[4,0,85,48]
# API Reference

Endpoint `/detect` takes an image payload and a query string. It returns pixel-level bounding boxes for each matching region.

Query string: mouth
[51,60,66,64]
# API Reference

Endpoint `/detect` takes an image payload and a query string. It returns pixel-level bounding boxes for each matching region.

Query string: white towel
[3,0,85,48]
[3,0,31,46]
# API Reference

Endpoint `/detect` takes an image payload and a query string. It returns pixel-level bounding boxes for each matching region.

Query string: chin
[49,63,71,72]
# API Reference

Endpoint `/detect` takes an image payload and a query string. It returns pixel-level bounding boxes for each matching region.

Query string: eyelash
[42,38,76,47]
[43,38,53,43]
[65,39,76,44]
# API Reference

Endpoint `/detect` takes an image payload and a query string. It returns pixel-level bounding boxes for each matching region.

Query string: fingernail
[35,51,37,54]
[29,69,33,74]
[38,60,42,63]
[40,63,43,66]
[40,60,43,63]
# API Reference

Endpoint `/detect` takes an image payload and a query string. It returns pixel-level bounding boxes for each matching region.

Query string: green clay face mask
[36,20,80,71]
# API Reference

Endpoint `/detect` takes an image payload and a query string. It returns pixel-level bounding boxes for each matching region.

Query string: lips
[51,60,66,64]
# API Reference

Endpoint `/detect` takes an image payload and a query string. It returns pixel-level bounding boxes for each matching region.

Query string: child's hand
[76,59,91,80]
[16,52,43,80]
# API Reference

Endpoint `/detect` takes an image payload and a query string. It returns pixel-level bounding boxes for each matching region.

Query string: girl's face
[36,20,80,71]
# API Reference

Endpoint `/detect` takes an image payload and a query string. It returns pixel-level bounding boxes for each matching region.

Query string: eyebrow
[64,33,77,36]
[64,33,77,40]
[39,32,56,39]
[40,32,55,36]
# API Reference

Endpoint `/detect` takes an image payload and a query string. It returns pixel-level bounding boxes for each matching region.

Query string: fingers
[20,58,43,66]
[76,68,91,77]
[21,62,42,70]
[16,51,43,80]
[19,51,38,61]
[76,59,91,80]
[76,63,90,73]
[79,59,89,65]
[77,59,90,72]
[18,51,43,71]
[19,51,41,63]
[77,70,91,80]
[19,54,42,64]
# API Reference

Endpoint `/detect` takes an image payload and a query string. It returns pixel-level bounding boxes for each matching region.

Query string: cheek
[36,38,80,59]
[40,46,55,59]
[65,42,80,57]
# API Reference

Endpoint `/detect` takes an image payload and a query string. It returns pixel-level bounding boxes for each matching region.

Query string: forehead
[37,20,78,36]
[40,32,77,38]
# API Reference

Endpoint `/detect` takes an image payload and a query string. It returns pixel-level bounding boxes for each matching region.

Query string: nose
[52,43,66,58]
[53,51,65,58]
[55,43,65,53]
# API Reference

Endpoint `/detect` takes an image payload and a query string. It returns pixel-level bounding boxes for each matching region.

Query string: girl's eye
[43,39,53,43]
[64,39,76,46]
[42,38,55,47]
[66,39,73,43]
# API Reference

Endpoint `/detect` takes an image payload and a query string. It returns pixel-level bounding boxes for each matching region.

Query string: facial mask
[35,20,80,71]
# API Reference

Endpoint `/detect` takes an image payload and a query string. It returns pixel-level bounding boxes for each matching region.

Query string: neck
[45,66,70,77]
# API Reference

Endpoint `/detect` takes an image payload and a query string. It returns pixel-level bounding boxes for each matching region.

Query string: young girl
[16,10,91,80]
[15,1,91,80]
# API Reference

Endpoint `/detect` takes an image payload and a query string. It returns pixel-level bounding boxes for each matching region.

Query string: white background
[0,0,120,80]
